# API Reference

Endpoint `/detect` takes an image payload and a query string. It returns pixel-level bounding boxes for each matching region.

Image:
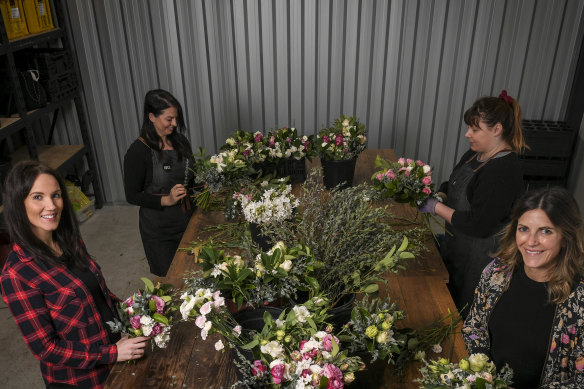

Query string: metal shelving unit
[0,1,103,214]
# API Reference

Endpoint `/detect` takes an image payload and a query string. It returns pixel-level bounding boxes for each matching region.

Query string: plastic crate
[0,0,29,39]
[76,198,95,223]
[524,176,567,191]
[28,49,78,101]
[521,120,575,158]
[519,157,569,178]
[22,0,53,33]
[284,157,306,183]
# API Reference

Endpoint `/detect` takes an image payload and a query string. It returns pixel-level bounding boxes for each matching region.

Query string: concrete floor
[0,205,151,389]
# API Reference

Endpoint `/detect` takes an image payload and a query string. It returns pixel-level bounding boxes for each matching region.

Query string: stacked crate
[520,120,576,190]
[26,48,78,102]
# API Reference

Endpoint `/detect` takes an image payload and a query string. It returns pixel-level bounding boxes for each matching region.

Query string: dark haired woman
[1,161,149,389]
[463,187,584,388]
[123,89,195,277]
[419,90,526,314]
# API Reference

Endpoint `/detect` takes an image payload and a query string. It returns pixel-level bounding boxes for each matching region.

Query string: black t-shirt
[69,262,121,344]
[489,266,555,388]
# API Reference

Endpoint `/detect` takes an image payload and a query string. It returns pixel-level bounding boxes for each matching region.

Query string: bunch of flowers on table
[184,241,322,310]
[191,147,252,210]
[270,126,314,161]
[315,114,367,161]
[342,296,407,364]
[371,155,437,208]
[229,177,299,225]
[107,278,176,349]
[417,353,514,388]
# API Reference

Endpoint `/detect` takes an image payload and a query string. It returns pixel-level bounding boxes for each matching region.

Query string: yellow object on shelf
[22,0,53,34]
[0,0,29,39]
[65,180,94,223]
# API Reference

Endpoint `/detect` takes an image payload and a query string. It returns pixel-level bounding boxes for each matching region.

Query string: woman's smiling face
[24,173,63,242]
[516,209,563,282]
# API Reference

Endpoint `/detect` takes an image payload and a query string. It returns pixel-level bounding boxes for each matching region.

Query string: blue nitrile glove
[418,198,439,214]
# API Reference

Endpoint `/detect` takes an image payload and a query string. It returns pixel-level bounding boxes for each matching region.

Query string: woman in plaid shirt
[1,161,149,389]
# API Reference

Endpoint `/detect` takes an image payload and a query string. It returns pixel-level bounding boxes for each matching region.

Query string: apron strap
[466,149,512,173]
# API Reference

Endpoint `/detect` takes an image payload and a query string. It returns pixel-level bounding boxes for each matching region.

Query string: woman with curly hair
[463,187,584,388]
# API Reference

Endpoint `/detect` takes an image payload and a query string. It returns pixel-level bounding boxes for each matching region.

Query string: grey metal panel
[58,0,584,203]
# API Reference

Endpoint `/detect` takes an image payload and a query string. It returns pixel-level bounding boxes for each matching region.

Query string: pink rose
[271,364,286,384]
[422,176,432,185]
[422,187,431,195]
[404,170,410,176]
[269,136,276,146]
[130,315,141,329]
[303,140,310,149]
[335,134,343,146]
[385,169,396,179]
[322,135,330,143]
[254,133,263,143]
[376,173,384,181]
[569,326,577,335]
[398,158,405,166]
[300,340,318,358]
[322,363,344,389]
[151,295,165,313]
[322,334,340,352]
[406,158,413,164]
[243,149,250,156]
[343,148,348,154]
[252,360,267,376]
[286,137,292,143]
[416,160,424,166]
[151,323,163,335]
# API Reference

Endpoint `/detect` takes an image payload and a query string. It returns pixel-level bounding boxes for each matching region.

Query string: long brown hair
[495,187,584,303]
[464,92,527,153]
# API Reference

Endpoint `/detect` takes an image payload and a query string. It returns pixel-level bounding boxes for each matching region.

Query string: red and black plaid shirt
[1,243,119,388]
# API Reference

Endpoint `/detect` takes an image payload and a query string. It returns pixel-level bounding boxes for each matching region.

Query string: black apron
[139,149,193,276]
[443,152,505,315]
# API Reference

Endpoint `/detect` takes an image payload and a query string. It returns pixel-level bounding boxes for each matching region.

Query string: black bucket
[321,158,357,190]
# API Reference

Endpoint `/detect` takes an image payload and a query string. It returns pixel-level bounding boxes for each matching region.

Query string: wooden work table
[105,149,467,389]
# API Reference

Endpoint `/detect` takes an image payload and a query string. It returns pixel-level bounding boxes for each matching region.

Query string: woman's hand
[161,184,187,206]
[116,335,150,362]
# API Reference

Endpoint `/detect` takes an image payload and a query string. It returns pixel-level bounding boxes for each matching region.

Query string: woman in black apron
[124,89,194,276]
[419,91,526,315]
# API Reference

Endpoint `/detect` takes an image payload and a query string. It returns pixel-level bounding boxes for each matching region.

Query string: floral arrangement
[271,126,314,160]
[264,170,426,305]
[417,353,514,388]
[231,177,298,225]
[343,297,407,364]
[107,278,176,349]
[371,155,437,207]
[184,241,322,309]
[316,114,367,161]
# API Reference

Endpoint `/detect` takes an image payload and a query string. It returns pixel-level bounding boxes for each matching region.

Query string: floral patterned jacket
[462,257,584,389]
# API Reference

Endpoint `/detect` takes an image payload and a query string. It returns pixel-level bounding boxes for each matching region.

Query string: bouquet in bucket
[107,278,176,349]
[271,126,314,161]
[371,155,437,207]
[316,114,367,161]
[417,353,514,389]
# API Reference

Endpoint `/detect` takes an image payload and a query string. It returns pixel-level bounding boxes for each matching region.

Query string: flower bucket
[352,352,387,387]
[252,160,284,178]
[329,293,356,330]
[284,157,306,183]
[321,158,357,190]
[249,222,272,252]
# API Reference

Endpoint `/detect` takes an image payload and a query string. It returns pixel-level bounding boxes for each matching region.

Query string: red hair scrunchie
[499,89,513,104]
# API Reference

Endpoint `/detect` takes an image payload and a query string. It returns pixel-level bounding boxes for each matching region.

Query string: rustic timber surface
[104,149,467,389]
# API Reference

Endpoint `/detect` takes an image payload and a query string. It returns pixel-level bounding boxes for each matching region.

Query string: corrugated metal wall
[57,0,584,203]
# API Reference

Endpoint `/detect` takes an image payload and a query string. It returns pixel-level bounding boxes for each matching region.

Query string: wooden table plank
[105,149,467,389]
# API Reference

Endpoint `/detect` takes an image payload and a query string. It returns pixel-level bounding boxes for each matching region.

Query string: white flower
[233,325,242,336]
[213,295,225,308]
[423,165,432,174]
[200,301,213,315]
[226,138,236,146]
[279,260,293,272]
[211,264,223,278]
[261,180,269,187]
[314,331,327,339]
[179,295,196,320]
[140,315,154,336]
[414,350,426,361]
[293,306,310,323]
[232,255,244,267]
[261,340,284,358]
[432,344,443,353]
[154,326,171,348]
[342,119,350,127]
[301,339,320,354]
[215,339,224,351]
[275,319,285,328]
[321,142,328,147]
[321,350,331,359]
[195,315,207,329]
[309,364,322,374]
